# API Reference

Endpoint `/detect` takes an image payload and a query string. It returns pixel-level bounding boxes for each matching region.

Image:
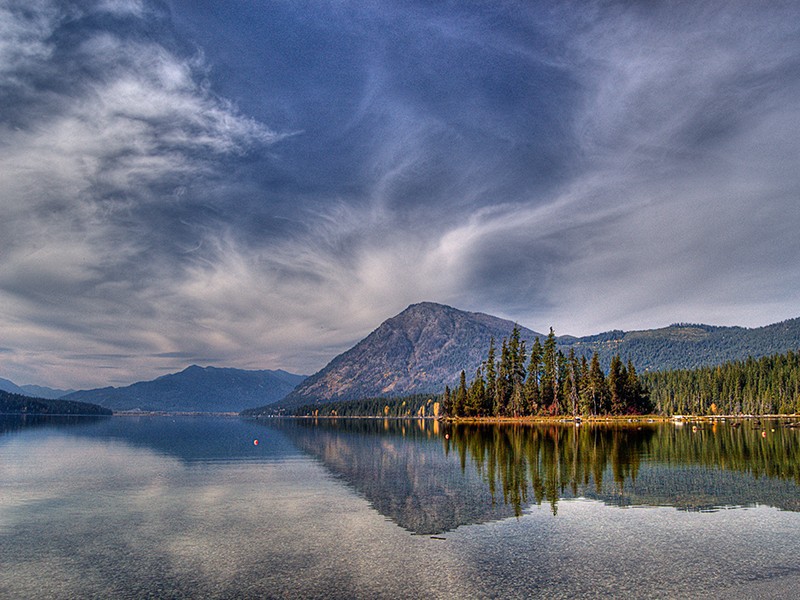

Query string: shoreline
[257,413,800,424]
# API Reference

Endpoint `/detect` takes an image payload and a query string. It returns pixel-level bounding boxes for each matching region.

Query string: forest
[293,393,444,418]
[443,327,651,418]
[0,390,112,416]
[642,350,800,415]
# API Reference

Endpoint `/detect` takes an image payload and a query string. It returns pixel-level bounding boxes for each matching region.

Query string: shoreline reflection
[270,418,800,533]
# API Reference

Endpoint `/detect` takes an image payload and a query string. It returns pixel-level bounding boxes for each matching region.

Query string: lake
[2,415,799,599]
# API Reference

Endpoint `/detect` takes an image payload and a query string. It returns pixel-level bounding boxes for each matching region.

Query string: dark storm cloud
[1,0,800,388]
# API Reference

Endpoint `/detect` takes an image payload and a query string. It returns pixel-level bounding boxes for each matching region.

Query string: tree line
[293,393,443,418]
[642,350,800,415]
[444,327,652,418]
[0,390,112,416]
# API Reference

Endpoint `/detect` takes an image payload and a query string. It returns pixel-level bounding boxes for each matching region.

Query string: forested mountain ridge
[559,318,800,372]
[64,365,306,413]
[274,302,543,410]
[0,377,76,399]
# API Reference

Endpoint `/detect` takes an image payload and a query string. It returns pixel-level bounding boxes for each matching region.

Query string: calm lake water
[2,415,800,599]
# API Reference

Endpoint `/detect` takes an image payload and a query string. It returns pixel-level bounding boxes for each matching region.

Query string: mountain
[0,389,112,416]
[0,378,75,399]
[252,302,800,414]
[63,365,306,413]
[557,318,800,372]
[0,377,26,395]
[269,302,543,411]
[20,384,75,399]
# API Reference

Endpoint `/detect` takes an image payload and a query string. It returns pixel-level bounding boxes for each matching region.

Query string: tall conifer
[542,328,558,414]
[524,337,542,414]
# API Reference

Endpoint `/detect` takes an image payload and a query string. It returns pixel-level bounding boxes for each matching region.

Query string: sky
[2,0,800,389]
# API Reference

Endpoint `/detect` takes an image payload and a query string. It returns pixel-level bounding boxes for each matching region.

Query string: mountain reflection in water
[269,418,800,534]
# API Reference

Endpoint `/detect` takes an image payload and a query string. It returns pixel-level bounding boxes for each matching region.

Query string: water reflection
[0,414,110,436]
[1,414,300,464]
[267,418,521,534]
[271,418,800,533]
[3,416,800,598]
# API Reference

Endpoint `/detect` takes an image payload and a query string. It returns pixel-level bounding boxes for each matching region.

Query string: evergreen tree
[568,348,580,417]
[495,339,511,416]
[506,326,527,416]
[578,355,592,416]
[624,359,649,414]
[467,367,486,416]
[525,337,542,414]
[524,337,542,414]
[588,353,606,415]
[557,350,569,414]
[508,326,522,382]
[542,328,558,414]
[608,355,625,415]
[516,339,528,414]
[485,338,497,411]
[455,370,467,416]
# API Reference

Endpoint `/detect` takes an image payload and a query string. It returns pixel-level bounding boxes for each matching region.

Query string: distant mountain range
[0,378,75,399]
[6,302,800,415]
[259,302,800,413]
[63,365,306,413]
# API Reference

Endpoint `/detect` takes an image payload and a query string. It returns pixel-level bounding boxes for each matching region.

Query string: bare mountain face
[276,302,542,409]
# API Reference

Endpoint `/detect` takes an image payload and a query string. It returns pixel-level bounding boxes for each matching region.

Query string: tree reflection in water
[269,418,800,534]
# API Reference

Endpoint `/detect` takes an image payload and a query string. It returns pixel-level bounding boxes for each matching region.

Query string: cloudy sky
[2,0,800,389]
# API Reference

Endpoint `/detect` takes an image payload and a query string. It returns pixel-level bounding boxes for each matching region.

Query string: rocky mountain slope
[273,302,542,409]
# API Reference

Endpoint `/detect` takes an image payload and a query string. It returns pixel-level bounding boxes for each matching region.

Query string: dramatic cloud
[1,0,800,388]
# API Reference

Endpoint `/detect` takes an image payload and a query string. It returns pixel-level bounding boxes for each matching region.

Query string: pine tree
[455,370,467,417]
[506,326,527,416]
[485,338,497,411]
[624,359,647,414]
[542,328,558,414]
[568,348,580,418]
[578,355,592,415]
[557,350,569,414]
[608,355,625,415]
[524,337,542,414]
[588,353,605,416]
[495,339,511,416]
[467,367,486,416]
[443,385,452,417]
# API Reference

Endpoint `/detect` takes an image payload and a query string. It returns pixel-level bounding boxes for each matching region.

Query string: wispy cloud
[1,0,799,388]
[0,0,286,386]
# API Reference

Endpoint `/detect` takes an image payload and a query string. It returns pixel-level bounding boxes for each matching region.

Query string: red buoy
[253,439,259,445]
